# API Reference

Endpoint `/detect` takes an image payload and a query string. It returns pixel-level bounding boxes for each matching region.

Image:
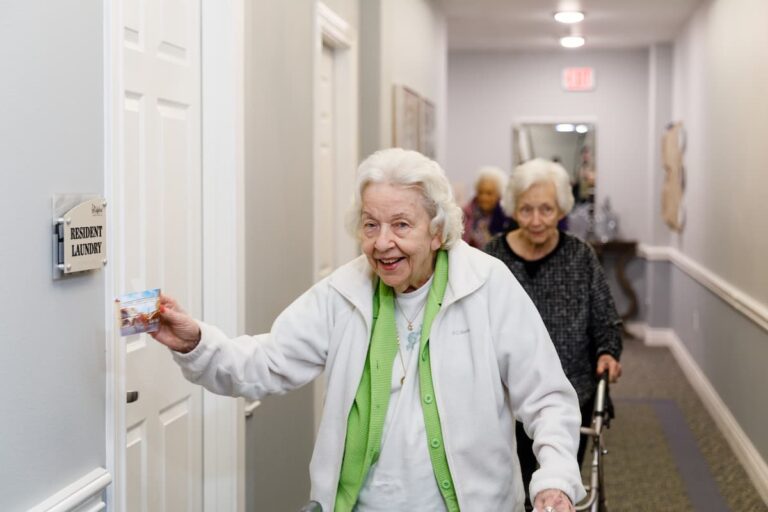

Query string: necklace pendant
[407,322,413,331]
[400,376,405,385]
[407,331,420,350]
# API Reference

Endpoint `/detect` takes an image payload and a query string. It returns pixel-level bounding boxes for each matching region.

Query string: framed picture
[392,85,421,150]
[419,98,436,158]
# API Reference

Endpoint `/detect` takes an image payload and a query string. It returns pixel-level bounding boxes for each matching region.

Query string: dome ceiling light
[559,35,585,48]
[554,11,585,24]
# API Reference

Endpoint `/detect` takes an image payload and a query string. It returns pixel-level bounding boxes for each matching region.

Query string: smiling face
[360,182,442,293]
[513,181,564,248]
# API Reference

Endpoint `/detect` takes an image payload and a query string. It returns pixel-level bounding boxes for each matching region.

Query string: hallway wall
[670,0,768,308]
[658,0,768,481]
[243,1,319,510]
[647,44,675,246]
[447,49,651,242]
[360,0,447,163]
[0,1,106,509]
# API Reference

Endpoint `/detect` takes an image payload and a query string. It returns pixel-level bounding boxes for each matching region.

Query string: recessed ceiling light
[556,124,575,133]
[560,36,585,48]
[576,124,589,133]
[554,11,585,24]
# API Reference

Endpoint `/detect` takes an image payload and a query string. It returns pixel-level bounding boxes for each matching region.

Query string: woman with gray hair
[462,166,516,248]
[151,149,584,512]
[484,157,623,511]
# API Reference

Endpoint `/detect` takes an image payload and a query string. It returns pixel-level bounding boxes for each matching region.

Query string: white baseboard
[624,321,648,340]
[28,468,111,512]
[639,325,768,504]
[640,326,677,347]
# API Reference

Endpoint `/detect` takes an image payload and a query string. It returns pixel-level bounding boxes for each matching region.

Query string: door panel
[126,421,147,511]
[120,0,203,510]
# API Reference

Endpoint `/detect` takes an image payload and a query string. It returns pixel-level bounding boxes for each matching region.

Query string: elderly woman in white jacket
[152,148,585,512]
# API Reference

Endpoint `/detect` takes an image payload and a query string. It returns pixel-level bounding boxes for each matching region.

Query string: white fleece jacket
[173,241,586,511]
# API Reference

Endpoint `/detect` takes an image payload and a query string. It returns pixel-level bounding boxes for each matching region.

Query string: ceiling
[444,0,704,51]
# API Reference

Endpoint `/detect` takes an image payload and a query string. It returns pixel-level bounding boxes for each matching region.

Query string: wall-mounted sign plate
[562,67,596,92]
[52,194,107,279]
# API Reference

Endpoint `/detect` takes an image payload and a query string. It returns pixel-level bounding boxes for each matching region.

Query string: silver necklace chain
[395,298,427,331]
[393,297,427,384]
[395,333,407,385]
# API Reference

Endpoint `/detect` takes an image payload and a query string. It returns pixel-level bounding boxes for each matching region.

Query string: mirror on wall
[512,122,596,204]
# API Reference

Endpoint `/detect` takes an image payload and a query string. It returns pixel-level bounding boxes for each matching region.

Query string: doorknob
[127,390,140,404]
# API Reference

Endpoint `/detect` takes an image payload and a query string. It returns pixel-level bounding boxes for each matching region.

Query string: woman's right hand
[150,294,201,353]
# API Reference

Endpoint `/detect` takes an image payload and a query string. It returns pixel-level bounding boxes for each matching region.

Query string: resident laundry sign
[56,198,107,274]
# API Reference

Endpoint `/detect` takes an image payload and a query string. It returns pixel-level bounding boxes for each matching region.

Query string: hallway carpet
[581,340,767,511]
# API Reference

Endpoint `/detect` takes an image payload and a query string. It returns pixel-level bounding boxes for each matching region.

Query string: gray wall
[667,263,768,463]
[360,0,447,163]
[447,49,651,241]
[647,44,674,246]
[243,1,318,510]
[645,260,672,328]
[359,0,384,160]
[0,1,106,509]
[670,0,768,307]
[650,0,768,467]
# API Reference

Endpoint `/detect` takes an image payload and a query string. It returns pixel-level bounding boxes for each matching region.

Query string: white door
[120,0,203,510]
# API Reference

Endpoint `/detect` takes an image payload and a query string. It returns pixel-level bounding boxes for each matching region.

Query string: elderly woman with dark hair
[484,158,623,511]
[462,166,516,249]
[151,149,584,512]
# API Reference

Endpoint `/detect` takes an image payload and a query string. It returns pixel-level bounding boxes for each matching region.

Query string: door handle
[244,400,261,418]
[127,390,140,404]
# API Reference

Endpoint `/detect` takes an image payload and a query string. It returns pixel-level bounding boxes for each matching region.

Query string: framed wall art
[420,98,436,158]
[392,84,421,150]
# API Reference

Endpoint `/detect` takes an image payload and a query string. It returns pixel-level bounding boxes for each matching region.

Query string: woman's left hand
[533,488,574,512]
[596,353,622,383]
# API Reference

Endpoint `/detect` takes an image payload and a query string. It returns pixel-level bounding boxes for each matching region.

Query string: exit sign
[562,67,595,91]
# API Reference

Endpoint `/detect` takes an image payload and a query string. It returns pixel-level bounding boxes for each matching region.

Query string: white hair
[474,166,508,195]
[502,158,575,216]
[346,148,464,248]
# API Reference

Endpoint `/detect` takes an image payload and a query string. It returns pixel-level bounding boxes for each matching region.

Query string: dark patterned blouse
[484,231,622,405]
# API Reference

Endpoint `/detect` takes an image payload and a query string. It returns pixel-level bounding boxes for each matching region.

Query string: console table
[589,240,639,335]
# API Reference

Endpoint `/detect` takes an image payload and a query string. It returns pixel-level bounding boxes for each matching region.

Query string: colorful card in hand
[116,288,161,336]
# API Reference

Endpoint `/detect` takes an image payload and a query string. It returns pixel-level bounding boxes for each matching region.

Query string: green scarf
[335,250,459,512]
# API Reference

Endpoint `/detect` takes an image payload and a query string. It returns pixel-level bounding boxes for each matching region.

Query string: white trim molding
[639,326,768,504]
[314,0,359,279]
[317,3,353,48]
[313,2,358,435]
[104,0,125,509]
[29,468,111,512]
[201,0,247,511]
[639,244,768,333]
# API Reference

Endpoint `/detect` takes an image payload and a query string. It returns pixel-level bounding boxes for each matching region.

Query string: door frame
[312,3,358,432]
[104,1,246,510]
[314,1,358,275]
[200,1,246,510]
